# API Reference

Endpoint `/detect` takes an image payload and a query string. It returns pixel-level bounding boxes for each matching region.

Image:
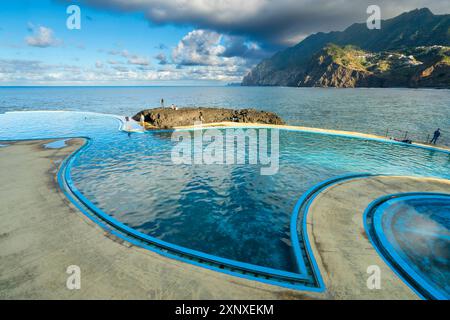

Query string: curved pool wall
[1,111,450,292]
[364,193,450,300]
[63,139,306,282]
[290,173,379,289]
[58,137,323,289]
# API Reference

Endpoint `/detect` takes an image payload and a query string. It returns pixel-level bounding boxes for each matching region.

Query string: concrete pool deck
[0,138,449,299]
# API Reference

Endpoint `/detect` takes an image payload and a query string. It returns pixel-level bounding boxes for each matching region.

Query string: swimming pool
[1,111,449,290]
[365,193,450,300]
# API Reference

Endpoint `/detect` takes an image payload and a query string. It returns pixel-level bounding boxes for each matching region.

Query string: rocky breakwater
[132,107,285,129]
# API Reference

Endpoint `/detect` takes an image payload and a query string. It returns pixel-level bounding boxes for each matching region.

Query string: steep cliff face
[242,61,303,87]
[242,8,450,88]
[244,44,450,88]
[295,46,372,88]
[410,61,450,88]
[299,64,371,88]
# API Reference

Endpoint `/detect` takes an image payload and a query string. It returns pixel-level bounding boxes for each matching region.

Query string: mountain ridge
[242,8,450,88]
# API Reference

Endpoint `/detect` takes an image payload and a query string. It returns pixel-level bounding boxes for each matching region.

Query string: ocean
[1,86,449,145]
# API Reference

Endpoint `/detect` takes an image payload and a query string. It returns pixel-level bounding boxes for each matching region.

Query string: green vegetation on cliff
[242,8,450,88]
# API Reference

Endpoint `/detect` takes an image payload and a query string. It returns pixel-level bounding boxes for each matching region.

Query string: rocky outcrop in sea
[133,107,285,129]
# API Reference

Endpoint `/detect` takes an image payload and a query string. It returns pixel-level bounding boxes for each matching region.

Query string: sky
[0,0,449,86]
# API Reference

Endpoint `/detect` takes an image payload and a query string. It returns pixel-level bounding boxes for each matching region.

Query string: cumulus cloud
[155,43,168,50]
[163,29,261,82]
[127,55,150,66]
[172,29,225,66]
[108,49,129,57]
[25,25,60,48]
[65,0,450,45]
[0,56,245,85]
[0,59,81,82]
[221,36,271,61]
[112,65,129,72]
[0,59,43,75]
[155,53,168,65]
[107,49,150,66]
[171,29,270,67]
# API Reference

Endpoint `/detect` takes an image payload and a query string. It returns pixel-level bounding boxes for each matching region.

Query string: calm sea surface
[1,86,449,145]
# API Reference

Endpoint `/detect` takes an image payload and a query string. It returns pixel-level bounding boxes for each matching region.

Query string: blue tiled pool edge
[363,192,450,300]
[289,172,377,289]
[58,136,326,291]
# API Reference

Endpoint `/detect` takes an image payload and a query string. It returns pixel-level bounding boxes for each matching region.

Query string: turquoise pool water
[44,139,69,149]
[368,194,450,299]
[1,111,449,274]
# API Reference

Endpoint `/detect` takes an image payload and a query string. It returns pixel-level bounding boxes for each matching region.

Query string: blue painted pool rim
[289,172,379,290]
[58,136,327,291]
[363,192,450,300]
[60,141,382,292]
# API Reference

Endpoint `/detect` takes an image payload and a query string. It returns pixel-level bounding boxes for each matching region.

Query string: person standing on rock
[140,113,145,128]
[430,128,441,144]
[160,98,165,108]
[125,116,132,137]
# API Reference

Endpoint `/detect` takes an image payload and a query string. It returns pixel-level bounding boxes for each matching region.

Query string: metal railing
[384,128,448,147]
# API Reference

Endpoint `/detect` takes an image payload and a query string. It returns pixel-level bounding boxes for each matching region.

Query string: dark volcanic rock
[133,107,285,129]
[409,62,450,88]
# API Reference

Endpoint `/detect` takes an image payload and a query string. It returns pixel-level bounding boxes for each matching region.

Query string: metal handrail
[384,128,447,146]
